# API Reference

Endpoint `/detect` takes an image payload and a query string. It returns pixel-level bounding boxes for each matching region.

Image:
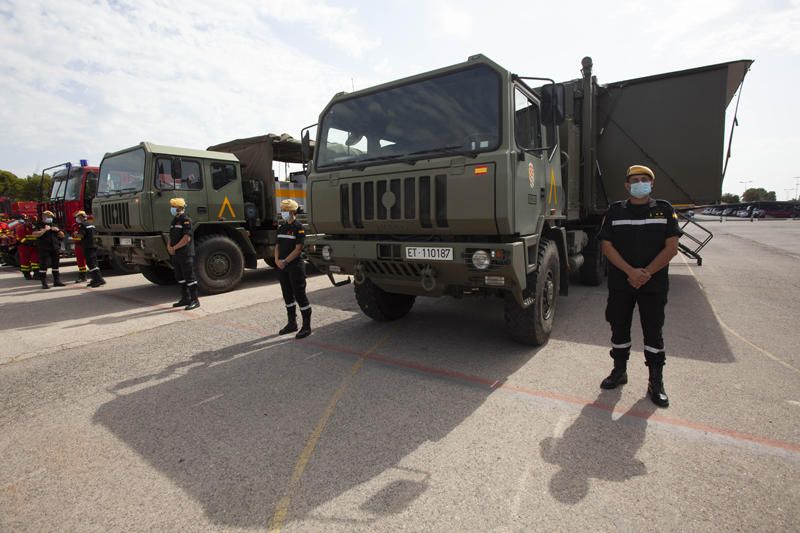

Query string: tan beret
[626,165,655,180]
[169,198,186,208]
[280,199,299,211]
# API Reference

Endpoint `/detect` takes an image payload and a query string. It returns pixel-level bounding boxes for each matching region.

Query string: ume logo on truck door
[528,162,535,189]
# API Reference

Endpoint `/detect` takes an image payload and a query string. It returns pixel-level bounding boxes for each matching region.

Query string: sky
[1,0,798,198]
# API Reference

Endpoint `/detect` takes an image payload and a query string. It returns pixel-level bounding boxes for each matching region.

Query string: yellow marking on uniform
[268,332,392,532]
[217,196,236,219]
[547,168,558,205]
[681,255,800,375]
[275,189,307,198]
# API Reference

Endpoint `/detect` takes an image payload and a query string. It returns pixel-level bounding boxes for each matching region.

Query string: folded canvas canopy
[595,59,753,206]
[207,133,305,181]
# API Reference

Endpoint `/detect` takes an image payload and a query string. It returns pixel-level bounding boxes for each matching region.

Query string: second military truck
[303,54,752,345]
[94,134,306,293]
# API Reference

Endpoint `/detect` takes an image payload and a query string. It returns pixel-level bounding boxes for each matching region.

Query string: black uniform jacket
[277,220,305,262]
[598,198,683,292]
[169,213,194,256]
[33,221,62,251]
[76,222,97,250]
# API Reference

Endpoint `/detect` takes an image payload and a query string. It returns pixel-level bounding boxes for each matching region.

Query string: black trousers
[171,252,197,287]
[606,290,667,360]
[84,247,99,272]
[279,260,309,311]
[38,249,60,274]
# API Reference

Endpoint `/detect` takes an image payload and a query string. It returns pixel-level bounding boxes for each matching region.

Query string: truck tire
[504,239,560,346]
[579,236,606,286]
[140,264,178,285]
[195,234,244,294]
[354,277,416,321]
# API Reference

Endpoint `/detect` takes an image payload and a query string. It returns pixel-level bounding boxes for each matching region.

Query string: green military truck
[93,134,306,293]
[303,54,752,345]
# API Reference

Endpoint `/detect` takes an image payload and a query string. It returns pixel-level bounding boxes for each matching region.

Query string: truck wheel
[579,236,606,286]
[140,264,178,285]
[195,234,244,294]
[504,239,560,346]
[354,277,416,321]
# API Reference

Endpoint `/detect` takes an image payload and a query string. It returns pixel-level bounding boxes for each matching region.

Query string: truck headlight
[322,245,332,261]
[471,250,491,270]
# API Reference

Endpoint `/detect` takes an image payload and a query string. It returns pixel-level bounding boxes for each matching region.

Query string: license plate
[328,265,341,273]
[405,246,453,261]
[119,237,132,246]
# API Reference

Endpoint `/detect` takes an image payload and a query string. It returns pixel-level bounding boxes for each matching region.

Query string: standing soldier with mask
[275,199,311,339]
[167,198,200,310]
[32,210,65,289]
[597,165,682,407]
[71,215,88,283]
[74,210,106,288]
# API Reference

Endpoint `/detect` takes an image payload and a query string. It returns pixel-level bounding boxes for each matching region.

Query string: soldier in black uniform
[597,165,682,407]
[32,210,65,289]
[276,199,311,339]
[167,198,200,310]
[74,210,106,288]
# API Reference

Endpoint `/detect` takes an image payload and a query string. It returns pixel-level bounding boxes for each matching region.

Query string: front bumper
[97,234,169,265]
[306,236,528,297]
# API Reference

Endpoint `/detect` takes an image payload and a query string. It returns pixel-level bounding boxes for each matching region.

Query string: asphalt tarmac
[1,219,798,532]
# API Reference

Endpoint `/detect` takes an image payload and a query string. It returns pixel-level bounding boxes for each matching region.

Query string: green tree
[742,187,776,202]
[720,193,740,203]
[0,169,22,197]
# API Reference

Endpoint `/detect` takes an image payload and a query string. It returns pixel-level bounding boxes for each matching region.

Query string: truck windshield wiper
[404,145,480,159]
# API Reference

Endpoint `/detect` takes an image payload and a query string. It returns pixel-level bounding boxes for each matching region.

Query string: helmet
[42,210,55,218]
[74,210,87,218]
[626,165,655,180]
[169,198,186,208]
[280,199,299,212]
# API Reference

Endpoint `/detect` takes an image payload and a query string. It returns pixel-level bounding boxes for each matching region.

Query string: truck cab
[94,136,306,293]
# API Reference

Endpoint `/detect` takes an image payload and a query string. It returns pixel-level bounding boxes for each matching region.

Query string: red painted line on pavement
[303,339,800,455]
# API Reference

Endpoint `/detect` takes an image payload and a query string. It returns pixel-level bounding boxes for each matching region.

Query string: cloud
[0,0,377,176]
[433,2,475,38]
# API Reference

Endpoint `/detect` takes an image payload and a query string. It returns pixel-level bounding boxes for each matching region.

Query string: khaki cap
[626,165,655,180]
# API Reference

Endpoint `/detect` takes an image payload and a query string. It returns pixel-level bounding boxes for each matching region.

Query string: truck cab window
[211,163,237,190]
[156,158,203,191]
[514,88,542,150]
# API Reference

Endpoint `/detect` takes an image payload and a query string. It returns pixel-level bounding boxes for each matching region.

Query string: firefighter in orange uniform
[71,213,88,283]
[15,215,39,280]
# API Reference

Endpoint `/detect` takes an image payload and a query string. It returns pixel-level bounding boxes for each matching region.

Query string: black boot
[23,271,33,280]
[75,271,87,283]
[52,271,66,287]
[173,284,190,307]
[296,308,312,339]
[601,351,628,389]
[645,353,669,408]
[88,270,106,288]
[40,271,50,289]
[184,284,200,311]
[279,306,298,335]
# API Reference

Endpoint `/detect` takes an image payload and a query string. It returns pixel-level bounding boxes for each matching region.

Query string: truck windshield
[316,64,501,170]
[98,148,146,195]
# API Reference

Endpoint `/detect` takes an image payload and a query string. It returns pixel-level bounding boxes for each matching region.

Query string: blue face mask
[630,181,652,199]
[170,207,178,217]
[281,211,291,221]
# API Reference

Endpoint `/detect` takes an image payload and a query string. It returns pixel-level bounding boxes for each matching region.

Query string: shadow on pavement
[94,304,541,529]
[540,388,657,504]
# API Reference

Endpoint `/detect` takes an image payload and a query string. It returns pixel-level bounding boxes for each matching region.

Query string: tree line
[0,170,52,201]
[720,188,786,204]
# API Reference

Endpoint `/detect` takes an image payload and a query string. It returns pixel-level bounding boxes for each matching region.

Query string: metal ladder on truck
[676,212,713,266]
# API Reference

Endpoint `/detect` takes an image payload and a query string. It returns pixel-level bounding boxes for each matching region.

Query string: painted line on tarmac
[302,338,800,457]
[680,255,800,375]
[268,332,392,533]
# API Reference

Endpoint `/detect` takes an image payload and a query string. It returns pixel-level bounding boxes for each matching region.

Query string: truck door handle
[197,206,207,214]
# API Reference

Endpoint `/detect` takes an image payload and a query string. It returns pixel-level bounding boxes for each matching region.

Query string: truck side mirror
[171,157,182,180]
[542,83,566,125]
[301,130,312,163]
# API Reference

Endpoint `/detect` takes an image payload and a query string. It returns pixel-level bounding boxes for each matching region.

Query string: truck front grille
[339,174,448,230]
[101,202,131,229]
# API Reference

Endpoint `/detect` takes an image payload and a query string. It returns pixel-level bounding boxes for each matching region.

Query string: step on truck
[93,134,306,293]
[303,54,752,345]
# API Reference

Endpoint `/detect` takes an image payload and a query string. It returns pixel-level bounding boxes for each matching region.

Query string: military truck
[303,54,752,345]
[93,134,306,293]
